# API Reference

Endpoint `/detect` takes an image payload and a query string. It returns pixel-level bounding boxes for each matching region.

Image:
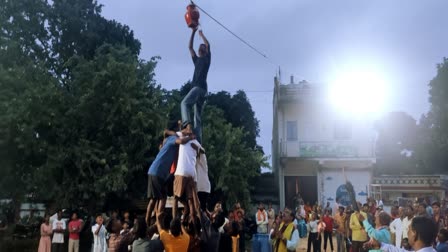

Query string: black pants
[308,232,320,252]
[52,243,64,252]
[352,240,367,252]
[324,231,334,251]
[197,191,209,211]
[345,237,352,252]
[316,234,322,252]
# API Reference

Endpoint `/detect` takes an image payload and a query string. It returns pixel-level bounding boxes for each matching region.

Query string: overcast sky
[98,0,447,163]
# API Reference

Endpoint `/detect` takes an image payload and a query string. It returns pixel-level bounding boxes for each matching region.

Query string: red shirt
[322,216,333,232]
[68,219,83,240]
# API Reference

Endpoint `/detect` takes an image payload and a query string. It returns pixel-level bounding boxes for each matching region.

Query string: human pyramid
[145,1,212,238]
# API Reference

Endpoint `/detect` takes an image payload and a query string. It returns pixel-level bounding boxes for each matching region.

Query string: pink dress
[38,223,52,252]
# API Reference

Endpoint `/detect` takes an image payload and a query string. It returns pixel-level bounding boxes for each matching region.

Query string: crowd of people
[34,197,448,252]
[259,197,448,252]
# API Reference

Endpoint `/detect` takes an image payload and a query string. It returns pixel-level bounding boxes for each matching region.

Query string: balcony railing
[280,140,375,158]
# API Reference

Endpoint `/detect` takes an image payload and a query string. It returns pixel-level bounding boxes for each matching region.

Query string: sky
[98,0,447,164]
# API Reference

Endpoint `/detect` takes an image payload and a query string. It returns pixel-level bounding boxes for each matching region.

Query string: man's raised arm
[189,28,197,57]
[198,30,210,54]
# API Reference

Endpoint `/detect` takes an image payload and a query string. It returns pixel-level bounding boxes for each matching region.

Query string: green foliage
[0,0,162,210]
[418,58,448,173]
[51,44,163,208]
[203,106,268,208]
[374,112,420,174]
[207,90,261,150]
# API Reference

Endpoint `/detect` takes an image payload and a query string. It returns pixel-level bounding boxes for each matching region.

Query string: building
[371,175,448,205]
[272,75,376,209]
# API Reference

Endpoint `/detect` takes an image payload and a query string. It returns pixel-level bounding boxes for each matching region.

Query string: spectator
[201,210,224,252]
[230,221,240,252]
[350,203,368,252]
[220,223,233,252]
[92,214,107,252]
[68,212,83,252]
[359,211,391,244]
[417,203,430,217]
[38,215,52,252]
[324,202,332,215]
[108,219,123,252]
[52,210,66,252]
[155,210,190,252]
[307,212,319,252]
[256,203,269,234]
[123,211,133,229]
[322,209,334,252]
[115,221,136,252]
[363,203,375,228]
[236,210,246,252]
[132,217,151,252]
[334,206,346,252]
[184,218,201,252]
[106,210,119,232]
[426,199,434,217]
[120,221,130,235]
[374,216,438,252]
[344,207,353,252]
[390,206,404,247]
[233,202,245,222]
[437,229,448,252]
[317,215,326,252]
[433,202,446,231]
[268,202,276,231]
[402,206,415,241]
[271,207,299,252]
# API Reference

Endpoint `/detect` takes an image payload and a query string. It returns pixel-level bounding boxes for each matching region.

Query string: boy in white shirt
[52,210,66,252]
[92,214,107,252]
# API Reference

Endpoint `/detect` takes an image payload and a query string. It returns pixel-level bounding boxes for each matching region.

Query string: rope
[190,0,270,61]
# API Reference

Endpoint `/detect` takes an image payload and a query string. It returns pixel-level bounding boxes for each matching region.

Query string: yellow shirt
[350,212,368,242]
[160,229,190,252]
[273,222,295,252]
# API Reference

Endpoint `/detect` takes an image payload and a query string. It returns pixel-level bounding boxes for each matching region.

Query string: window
[286,121,298,141]
[334,121,352,140]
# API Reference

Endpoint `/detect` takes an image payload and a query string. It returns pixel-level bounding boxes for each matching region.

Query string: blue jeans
[181,86,206,143]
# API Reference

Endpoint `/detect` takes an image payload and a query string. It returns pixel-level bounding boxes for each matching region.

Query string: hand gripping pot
[185,4,200,29]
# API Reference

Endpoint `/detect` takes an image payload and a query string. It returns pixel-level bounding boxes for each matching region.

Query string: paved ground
[296,235,338,252]
[248,235,338,252]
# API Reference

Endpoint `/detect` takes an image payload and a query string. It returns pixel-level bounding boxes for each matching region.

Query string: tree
[374,112,420,174]
[207,90,261,150]
[417,58,448,173]
[48,44,163,209]
[0,0,163,212]
[202,106,268,208]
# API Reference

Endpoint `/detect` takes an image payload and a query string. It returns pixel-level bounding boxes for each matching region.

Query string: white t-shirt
[92,224,107,252]
[52,219,66,243]
[196,153,210,193]
[175,139,201,178]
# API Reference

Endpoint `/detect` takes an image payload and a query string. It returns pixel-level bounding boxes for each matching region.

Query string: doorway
[284,176,317,209]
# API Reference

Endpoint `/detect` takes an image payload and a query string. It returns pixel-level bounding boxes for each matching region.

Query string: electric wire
[190,0,272,63]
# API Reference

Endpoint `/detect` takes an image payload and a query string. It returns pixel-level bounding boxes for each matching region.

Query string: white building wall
[281,103,376,158]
